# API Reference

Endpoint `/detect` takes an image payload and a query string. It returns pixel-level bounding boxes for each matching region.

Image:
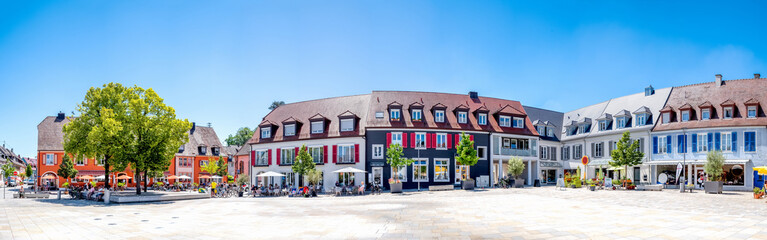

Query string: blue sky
[1,1,766,158]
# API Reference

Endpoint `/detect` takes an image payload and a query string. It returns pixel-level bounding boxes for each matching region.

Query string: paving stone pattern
[3,187,767,239]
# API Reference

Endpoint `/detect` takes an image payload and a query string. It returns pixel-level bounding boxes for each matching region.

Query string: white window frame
[595,142,604,157]
[617,117,626,129]
[599,121,608,131]
[701,109,710,120]
[436,133,447,150]
[411,109,422,121]
[723,107,733,119]
[391,132,403,146]
[721,132,732,152]
[457,111,468,124]
[499,116,511,127]
[372,144,384,159]
[308,146,324,164]
[435,110,445,123]
[337,144,355,164]
[256,150,268,165]
[415,132,426,149]
[375,111,384,119]
[455,159,470,184]
[311,121,324,134]
[76,156,86,166]
[541,146,549,159]
[658,137,668,154]
[477,146,487,160]
[697,133,708,152]
[537,126,545,135]
[513,117,524,128]
[340,119,354,132]
[546,127,553,137]
[748,106,757,118]
[391,166,407,182]
[45,154,54,165]
[434,158,449,182]
[478,113,487,125]
[281,148,295,165]
[284,124,296,137]
[662,112,670,124]
[681,111,690,122]
[261,128,271,139]
[96,157,104,166]
[390,109,401,121]
[412,158,428,182]
[636,114,646,126]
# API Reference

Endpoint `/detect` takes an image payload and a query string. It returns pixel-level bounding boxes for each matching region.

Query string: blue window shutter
[677,135,684,153]
[652,136,658,154]
[732,132,737,152]
[707,133,713,150]
[666,135,672,153]
[715,133,721,151]
[691,134,697,152]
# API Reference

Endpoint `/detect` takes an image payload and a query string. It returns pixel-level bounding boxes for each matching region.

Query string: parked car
[6,178,17,187]
[24,179,34,185]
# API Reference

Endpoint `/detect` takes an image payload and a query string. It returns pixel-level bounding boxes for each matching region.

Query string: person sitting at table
[87,187,96,200]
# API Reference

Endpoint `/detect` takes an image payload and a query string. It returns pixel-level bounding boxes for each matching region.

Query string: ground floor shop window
[722,164,744,186]
[434,159,449,182]
[413,159,428,182]
[337,172,355,186]
[455,159,469,184]
[391,166,407,182]
[282,172,296,188]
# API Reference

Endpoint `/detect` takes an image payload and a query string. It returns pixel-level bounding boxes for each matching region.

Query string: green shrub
[62,182,70,188]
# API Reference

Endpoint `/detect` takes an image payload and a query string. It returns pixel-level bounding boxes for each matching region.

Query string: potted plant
[573,167,582,188]
[305,169,322,197]
[236,175,249,197]
[386,143,413,193]
[507,157,525,188]
[754,187,764,199]
[587,179,596,191]
[703,151,725,194]
[455,133,479,190]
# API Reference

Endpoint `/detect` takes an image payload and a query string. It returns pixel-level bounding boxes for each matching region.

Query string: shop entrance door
[547,169,556,184]
[372,167,383,187]
[633,167,641,183]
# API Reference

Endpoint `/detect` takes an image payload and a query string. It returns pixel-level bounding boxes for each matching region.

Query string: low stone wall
[108,192,210,203]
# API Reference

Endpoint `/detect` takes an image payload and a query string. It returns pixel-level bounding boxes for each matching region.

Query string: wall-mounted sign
[370,162,385,167]
[540,162,563,168]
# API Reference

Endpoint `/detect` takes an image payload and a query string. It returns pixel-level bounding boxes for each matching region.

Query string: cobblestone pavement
[3,187,767,239]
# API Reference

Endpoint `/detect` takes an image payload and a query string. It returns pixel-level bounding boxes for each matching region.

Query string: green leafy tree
[1,163,13,198]
[225,127,255,146]
[609,131,645,179]
[216,157,228,177]
[201,159,220,176]
[236,175,249,186]
[25,164,33,183]
[705,151,725,181]
[386,144,414,183]
[507,157,525,179]
[268,101,285,110]
[63,83,132,189]
[305,168,322,186]
[455,132,479,180]
[292,145,316,186]
[57,154,79,186]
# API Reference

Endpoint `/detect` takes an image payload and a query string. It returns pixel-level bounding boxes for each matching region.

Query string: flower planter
[704,181,723,194]
[390,182,403,193]
[462,180,475,190]
[589,185,595,191]
[514,178,524,188]
[754,193,763,199]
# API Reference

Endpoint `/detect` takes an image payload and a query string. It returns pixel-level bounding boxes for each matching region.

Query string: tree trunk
[135,171,141,195]
[104,161,111,189]
[143,170,148,193]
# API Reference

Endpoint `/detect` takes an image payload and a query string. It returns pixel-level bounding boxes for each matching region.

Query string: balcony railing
[499,148,533,157]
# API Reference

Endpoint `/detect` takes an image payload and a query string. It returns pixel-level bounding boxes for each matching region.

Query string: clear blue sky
[1,1,766,158]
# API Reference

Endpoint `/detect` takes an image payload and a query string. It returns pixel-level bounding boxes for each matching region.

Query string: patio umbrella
[116,175,132,180]
[333,167,366,173]
[95,175,105,180]
[754,166,767,189]
[167,175,178,180]
[256,171,285,177]
[41,175,57,180]
[177,175,191,179]
[78,175,95,180]
[211,176,223,179]
[199,175,211,179]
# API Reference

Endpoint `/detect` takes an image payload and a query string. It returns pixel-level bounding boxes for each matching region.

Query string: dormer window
[748,106,757,118]
[616,117,626,129]
[546,127,553,137]
[635,114,647,126]
[261,128,271,139]
[499,116,511,127]
[681,111,690,122]
[701,109,711,120]
[390,109,401,121]
[536,126,545,135]
[311,121,324,134]
[662,112,670,124]
[199,146,207,155]
[411,109,422,121]
[212,147,220,156]
[457,111,467,124]
[179,145,185,153]
[512,117,524,128]
[599,120,609,131]
[578,125,587,134]
[284,124,296,136]
[478,113,487,125]
[340,118,354,132]
[375,111,384,119]
[435,110,445,122]
[723,107,733,119]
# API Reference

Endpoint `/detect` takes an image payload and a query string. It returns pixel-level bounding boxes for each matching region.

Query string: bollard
[104,189,110,204]
[57,189,62,200]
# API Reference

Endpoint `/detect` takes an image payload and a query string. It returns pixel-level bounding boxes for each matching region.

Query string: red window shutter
[470,135,474,147]
[268,149,272,165]
[251,150,256,166]
[410,133,416,148]
[447,134,452,149]
[386,133,392,147]
[332,145,337,163]
[276,148,281,165]
[295,147,299,157]
[432,133,437,148]
[402,133,407,149]
[456,134,461,143]
[426,133,432,148]
[355,144,360,163]
[323,145,328,164]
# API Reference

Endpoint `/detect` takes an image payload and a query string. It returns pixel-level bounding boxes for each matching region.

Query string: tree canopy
[201,159,220,176]
[292,145,316,185]
[57,154,78,184]
[455,132,478,167]
[507,157,525,178]
[705,151,725,181]
[386,143,414,183]
[608,131,644,179]
[225,127,254,146]
[268,101,285,110]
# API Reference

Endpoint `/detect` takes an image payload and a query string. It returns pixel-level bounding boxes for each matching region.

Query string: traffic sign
[581,155,589,165]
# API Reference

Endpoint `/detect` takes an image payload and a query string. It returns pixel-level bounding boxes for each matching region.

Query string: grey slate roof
[177,125,224,156]
[37,115,71,151]
[235,144,251,156]
[524,105,564,142]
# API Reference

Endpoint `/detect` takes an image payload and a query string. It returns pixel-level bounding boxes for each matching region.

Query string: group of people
[69,183,105,201]
[334,181,365,196]
[250,183,320,197]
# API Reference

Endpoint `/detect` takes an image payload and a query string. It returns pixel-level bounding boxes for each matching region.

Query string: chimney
[644,85,655,96]
[755,73,761,79]
[469,91,479,99]
[191,122,196,134]
[715,74,723,87]
[56,112,65,120]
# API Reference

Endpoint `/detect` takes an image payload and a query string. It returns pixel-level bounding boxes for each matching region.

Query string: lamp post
[680,128,687,193]
[417,148,421,192]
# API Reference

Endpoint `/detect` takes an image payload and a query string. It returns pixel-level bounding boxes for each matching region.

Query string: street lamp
[680,128,687,193]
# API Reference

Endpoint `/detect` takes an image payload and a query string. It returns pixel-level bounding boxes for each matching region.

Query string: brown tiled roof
[660,105,674,112]
[366,91,537,136]
[678,103,693,110]
[745,98,760,105]
[37,115,71,151]
[654,78,767,131]
[249,94,371,143]
[178,125,223,155]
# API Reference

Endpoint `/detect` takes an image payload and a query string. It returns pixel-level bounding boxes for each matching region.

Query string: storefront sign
[540,162,563,168]
[675,162,683,181]
[370,162,385,167]
[581,156,589,165]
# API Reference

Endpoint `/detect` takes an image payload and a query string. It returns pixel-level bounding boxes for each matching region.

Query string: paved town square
[3,187,767,240]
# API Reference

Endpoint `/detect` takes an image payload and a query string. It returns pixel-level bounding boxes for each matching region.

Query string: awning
[564,161,582,170]
[644,159,751,165]
[539,161,563,168]
[587,159,611,166]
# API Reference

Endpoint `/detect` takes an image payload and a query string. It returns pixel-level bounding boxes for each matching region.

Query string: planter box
[390,182,403,193]
[514,178,524,188]
[704,181,723,194]
[462,180,475,190]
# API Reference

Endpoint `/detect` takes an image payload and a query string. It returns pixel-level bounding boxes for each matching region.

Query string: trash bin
[534,179,541,187]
